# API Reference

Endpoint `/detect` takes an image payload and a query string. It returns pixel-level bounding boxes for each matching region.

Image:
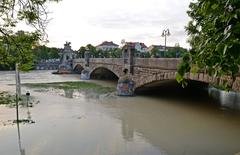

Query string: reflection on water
[17,123,26,155]
[31,87,114,99]
[0,71,240,155]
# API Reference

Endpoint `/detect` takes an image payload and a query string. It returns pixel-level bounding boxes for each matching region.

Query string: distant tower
[58,41,76,73]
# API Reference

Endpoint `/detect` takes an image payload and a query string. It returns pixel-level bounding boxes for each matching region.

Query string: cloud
[45,0,192,49]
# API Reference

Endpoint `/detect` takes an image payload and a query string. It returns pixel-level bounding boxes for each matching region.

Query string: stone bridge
[73,57,240,93]
[73,58,180,88]
[35,62,60,70]
[71,45,240,95]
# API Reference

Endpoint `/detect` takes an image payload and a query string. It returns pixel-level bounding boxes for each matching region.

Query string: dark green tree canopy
[33,45,60,61]
[178,0,240,89]
[0,31,39,70]
[0,0,59,71]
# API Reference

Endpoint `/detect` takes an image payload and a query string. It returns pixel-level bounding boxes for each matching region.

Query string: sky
[43,0,193,50]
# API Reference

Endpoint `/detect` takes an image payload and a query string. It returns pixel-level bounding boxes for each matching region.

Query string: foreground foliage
[0,0,60,38]
[0,31,39,70]
[177,0,240,89]
[0,0,59,71]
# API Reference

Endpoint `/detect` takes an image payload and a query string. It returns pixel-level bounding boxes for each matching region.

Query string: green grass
[23,81,115,94]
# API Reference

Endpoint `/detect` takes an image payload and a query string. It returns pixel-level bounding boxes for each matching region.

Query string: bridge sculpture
[70,45,240,95]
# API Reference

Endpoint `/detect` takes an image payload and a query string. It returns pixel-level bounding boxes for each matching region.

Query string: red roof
[126,42,147,49]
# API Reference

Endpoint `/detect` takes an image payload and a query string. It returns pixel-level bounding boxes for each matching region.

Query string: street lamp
[161,29,170,57]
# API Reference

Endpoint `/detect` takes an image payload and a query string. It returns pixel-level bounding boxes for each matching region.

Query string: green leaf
[232,23,240,34]
[176,73,184,83]
[223,45,228,55]
[211,4,218,10]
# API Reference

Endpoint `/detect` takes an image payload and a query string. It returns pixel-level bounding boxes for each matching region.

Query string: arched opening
[135,79,214,104]
[90,67,119,80]
[73,64,84,74]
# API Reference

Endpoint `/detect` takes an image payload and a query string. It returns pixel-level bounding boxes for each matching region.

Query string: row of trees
[0,40,188,70]
[149,45,188,58]
[33,45,60,61]
[0,31,61,70]
[78,44,188,59]
[78,44,122,58]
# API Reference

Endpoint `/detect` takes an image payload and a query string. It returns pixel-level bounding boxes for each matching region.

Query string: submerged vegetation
[23,81,115,94]
[0,91,37,107]
[0,92,15,105]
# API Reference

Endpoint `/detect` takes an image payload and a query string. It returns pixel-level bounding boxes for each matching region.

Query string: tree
[0,0,59,38]
[150,47,160,58]
[165,44,188,58]
[112,48,122,58]
[177,0,240,89]
[78,46,86,58]
[0,0,59,69]
[33,45,60,61]
[86,44,98,57]
[0,31,39,71]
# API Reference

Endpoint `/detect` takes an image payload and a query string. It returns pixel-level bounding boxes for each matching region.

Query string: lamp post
[161,29,170,57]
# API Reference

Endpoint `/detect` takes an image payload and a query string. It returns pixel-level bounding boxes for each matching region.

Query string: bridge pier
[117,69,135,96]
[80,69,90,80]
[116,44,136,96]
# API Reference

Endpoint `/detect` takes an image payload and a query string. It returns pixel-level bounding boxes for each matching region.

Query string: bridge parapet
[90,58,123,65]
[134,58,181,70]
[73,59,85,63]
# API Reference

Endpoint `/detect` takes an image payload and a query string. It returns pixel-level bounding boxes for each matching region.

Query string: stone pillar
[128,47,134,74]
[117,73,135,96]
[122,44,134,75]
[80,69,90,80]
[84,50,90,67]
[80,50,91,80]
[117,44,135,96]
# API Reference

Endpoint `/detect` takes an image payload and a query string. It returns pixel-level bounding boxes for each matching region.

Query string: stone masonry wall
[72,58,240,92]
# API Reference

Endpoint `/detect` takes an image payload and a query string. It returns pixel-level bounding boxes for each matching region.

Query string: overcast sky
[44,0,193,50]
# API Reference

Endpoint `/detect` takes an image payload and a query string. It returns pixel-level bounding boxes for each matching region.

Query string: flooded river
[0,70,240,155]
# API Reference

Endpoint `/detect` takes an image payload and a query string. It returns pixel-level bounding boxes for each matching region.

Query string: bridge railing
[73,59,85,64]
[73,58,182,70]
[134,58,181,70]
[89,58,123,65]
[73,58,123,65]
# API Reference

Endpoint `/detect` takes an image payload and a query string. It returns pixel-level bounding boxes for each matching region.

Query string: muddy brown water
[0,70,240,155]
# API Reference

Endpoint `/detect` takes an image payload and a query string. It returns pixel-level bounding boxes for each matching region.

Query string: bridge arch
[89,66,119,80]
[133,72,177,89]
[73,64,84,74]
[134,72,210,91]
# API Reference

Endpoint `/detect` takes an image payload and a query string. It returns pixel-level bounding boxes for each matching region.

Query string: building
[96,41,119,51]
[126,42,148,53]
[122,42,148,58]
